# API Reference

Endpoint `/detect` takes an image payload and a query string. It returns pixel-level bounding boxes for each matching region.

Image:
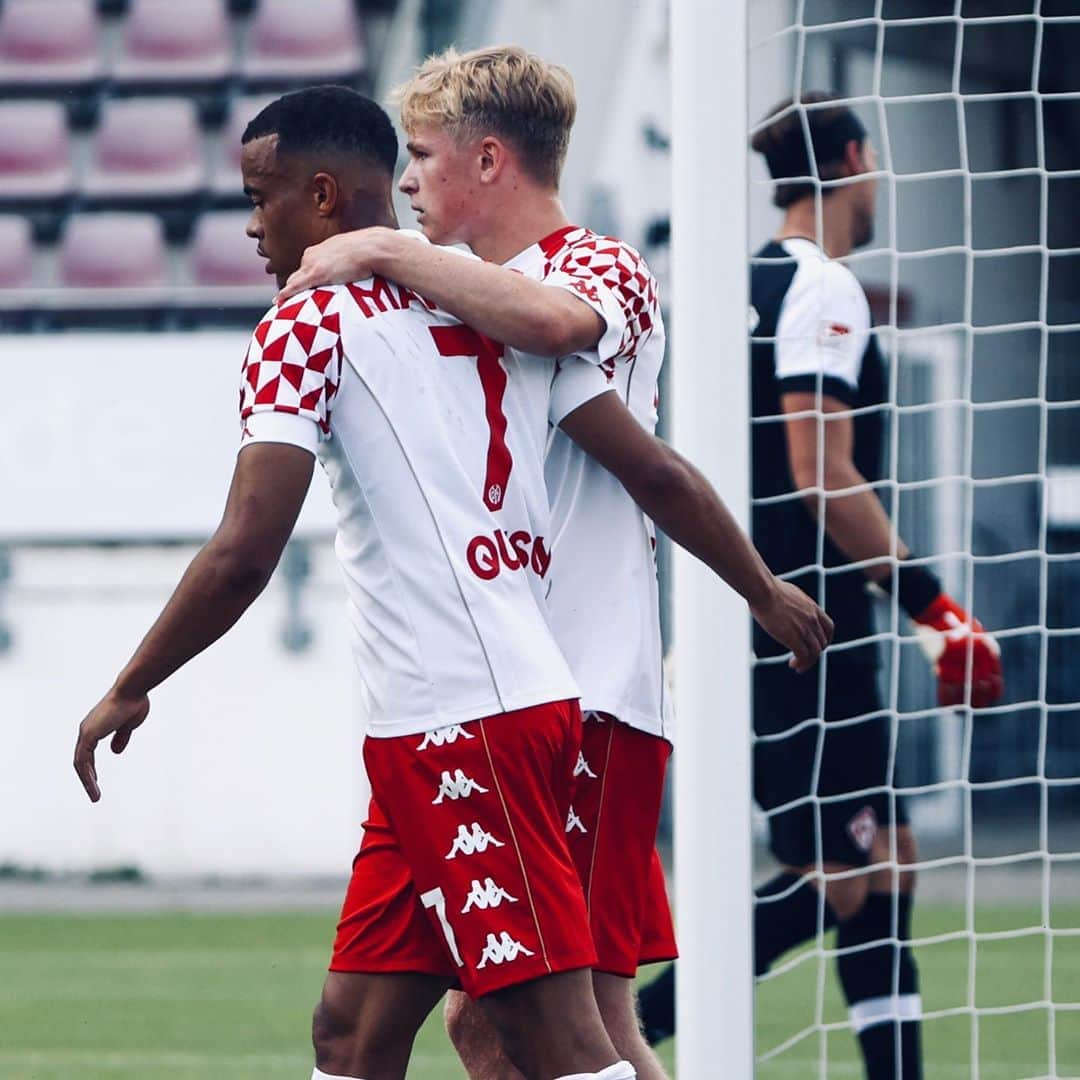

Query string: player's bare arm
[783,389,1002,705]
[560,392,833,672]
[275,226,605,357]
[782,391,906,578]
[73,443,314,802]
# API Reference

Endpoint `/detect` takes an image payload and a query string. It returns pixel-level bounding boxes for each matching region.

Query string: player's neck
[468,190,570,266]
[776,201,854,259]
[342,193,398,233]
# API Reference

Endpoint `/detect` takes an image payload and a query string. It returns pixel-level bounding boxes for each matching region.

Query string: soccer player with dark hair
[639,94,1004,1079]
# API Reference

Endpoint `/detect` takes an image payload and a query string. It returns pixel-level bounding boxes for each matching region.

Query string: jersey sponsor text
[466,528,551,581]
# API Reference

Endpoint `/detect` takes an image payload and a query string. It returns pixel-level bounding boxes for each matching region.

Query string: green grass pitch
[0,906,1076,1078]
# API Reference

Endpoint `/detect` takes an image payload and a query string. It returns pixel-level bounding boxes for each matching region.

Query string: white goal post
[670,0,755,1077]
[669,1,1080,1078]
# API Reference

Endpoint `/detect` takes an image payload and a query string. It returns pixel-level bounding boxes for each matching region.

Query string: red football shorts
[566,712,678,978]
[330,699,597,998]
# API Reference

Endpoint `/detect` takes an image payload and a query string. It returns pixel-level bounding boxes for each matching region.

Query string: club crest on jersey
[477,931,535,969]
[432,769,490,805]
[445,822,505,860]
[565,806,587,835]
[462,877,519,913]
[847,806,878,853]
[574,752,597,780]
[416,724,474,752]
[818,320,852,345]
[466,528,551,581]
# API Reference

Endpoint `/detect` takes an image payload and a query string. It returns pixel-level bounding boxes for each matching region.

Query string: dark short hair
[751,92,867,209]
[243,85,399,174]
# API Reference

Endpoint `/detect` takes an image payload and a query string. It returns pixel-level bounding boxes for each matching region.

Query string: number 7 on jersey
[429,325,513,511]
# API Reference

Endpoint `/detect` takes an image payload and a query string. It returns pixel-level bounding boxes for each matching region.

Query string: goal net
[741,3,1080,1078]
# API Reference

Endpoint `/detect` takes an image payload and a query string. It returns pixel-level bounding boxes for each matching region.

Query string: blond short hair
[393,44,577,188]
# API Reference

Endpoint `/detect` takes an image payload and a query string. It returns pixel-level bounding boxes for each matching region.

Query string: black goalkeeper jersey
[750,238,887,666]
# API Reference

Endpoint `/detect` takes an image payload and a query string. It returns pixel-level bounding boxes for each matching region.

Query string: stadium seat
[190,209,270,287]
[0,0,102,88]
[241,0,365,84]
[0,101,74,200]
[59,212,168,288]
[0,215,34,287]
[112,0,231,87]
[83,98,206,200]
[211,93,276,199]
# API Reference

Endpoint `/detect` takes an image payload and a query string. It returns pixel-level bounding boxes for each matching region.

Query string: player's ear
[478,135,509,186]
[312,172,340,217]
[843,138,867,176]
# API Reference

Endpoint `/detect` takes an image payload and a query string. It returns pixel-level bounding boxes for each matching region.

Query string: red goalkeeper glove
[913,594,1004,708]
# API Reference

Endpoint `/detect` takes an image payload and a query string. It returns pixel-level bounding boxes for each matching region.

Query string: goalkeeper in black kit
[639,94,1004,1079]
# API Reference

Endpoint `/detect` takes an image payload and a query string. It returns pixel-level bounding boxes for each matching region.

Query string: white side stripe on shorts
[849,993,923,1033]
[312,1069,367,1079]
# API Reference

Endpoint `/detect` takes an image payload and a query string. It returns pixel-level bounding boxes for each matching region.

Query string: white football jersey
[238,277,588,739]
[504,226,675,742]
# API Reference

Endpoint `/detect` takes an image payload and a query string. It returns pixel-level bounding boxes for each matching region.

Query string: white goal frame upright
[671,0,755,1076]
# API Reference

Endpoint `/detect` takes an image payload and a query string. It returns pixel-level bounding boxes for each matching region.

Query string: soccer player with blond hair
[280,46,828,1079]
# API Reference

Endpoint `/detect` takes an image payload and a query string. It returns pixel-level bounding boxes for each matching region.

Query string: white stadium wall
[0,333,368,877]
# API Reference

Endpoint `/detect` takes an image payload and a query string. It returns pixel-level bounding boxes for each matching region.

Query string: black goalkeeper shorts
[753,655,909,868]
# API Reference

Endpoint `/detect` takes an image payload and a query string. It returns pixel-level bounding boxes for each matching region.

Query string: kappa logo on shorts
[573,752,597,779]
[433,769,490,805]
[416,724,475,751]
[477,930,535,969]
[461,877,519,913]
[847,806,878,853]
[445,822,505,860]
[565,806,587,834]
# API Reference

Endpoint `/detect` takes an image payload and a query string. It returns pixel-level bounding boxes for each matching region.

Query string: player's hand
[751,579,834,674]
[73,688,150,803]
[275,227,395,304]
[913,594,1003,708]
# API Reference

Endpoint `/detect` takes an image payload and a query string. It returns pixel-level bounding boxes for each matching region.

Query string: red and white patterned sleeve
[239,287,344,456]
[541,228,661,366]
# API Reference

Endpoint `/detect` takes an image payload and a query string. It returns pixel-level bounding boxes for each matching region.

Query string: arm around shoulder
[280,227,605,358]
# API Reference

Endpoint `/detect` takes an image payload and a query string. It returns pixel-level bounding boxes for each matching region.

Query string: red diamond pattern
[541,227,660,363]
[240,289,345,437]
[291,319,318,355]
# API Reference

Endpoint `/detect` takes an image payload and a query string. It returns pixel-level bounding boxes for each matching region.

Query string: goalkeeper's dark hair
[243,85,399,175]
[751,92,868,209]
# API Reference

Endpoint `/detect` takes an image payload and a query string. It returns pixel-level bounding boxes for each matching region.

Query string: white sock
[554,1063,636,1080]
[312,1070,366,1079]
